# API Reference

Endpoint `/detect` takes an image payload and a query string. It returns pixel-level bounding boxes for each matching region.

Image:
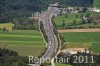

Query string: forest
[0,48,28,66]
[0,0,93,30]
[59,0,93,7]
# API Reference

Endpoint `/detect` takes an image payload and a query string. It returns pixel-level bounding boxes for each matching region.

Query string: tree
[59,10,63,16]
[81,18,86,24]
[13,18,39,30]
[87,18,93,23]
[80,14,83,18]
[62,20,65,28]
[2,28,6,32]
[86,13,90,18]
[73,20,77,25]
[76,14,78,18]
[41,62,51,66]
[59,0,93,7]
[82,7,88,12]
[65,14,68,18]
[94,22,97,25]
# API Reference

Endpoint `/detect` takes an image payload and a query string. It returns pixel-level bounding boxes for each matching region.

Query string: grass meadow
[93,0,100,8]
[61,32,100,53]
[53,13,82,28]
[0,29,100,56]
[53,12,100,29]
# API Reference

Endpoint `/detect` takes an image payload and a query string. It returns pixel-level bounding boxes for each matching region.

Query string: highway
[28,3,60,66]
[40,3,59,60]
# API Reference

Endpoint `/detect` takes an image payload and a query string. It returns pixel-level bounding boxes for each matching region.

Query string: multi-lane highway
[40,3,59,60]
[28,3,60,66]
[29,3,59,66]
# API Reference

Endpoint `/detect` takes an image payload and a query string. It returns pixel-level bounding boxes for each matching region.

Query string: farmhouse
[89,8,100,12]
[91,16,100,23]
[61,7,87,15]
[61,48,90,54]
[29,12,40,20]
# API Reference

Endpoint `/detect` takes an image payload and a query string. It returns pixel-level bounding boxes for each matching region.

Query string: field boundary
[58,29,100,33]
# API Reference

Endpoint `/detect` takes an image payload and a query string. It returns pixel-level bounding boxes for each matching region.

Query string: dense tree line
[59,0,93,7]
[0,0,57,23]
[0,0,57,30]
[0,48,18,56]
[0,48,28,66]
[13,18,39,30]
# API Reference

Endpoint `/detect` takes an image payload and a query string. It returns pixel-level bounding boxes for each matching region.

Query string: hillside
[59,0,93,7]
[0,0,93,22]
[0,0,94,30]
[0,0,56,23]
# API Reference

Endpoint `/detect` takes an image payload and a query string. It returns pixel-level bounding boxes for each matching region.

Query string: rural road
[58,29,100,33]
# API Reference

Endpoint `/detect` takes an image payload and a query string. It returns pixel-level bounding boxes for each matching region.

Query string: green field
[53,13,82,28]
[61,32,100,53]
[94,0,100,8]
[0,30,100,56]
[53,12,100,29]
[0,30,46,56]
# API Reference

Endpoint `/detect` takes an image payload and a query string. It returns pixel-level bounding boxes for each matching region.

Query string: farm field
[93,0,100,8]
[0,30,46,56]
[53,12,100,29]
[0,29,100,56]
[60,32,100,53]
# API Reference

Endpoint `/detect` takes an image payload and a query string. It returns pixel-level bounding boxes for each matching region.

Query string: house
[29,12,41,21]
[61,48,89,54]
[93,8,100,12]
[91,16,100,23]
[89,8,100,12]
[50,3,59,7]
[61,7,84,15]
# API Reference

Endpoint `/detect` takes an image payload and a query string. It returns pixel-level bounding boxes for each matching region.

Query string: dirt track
[58,29,100,33]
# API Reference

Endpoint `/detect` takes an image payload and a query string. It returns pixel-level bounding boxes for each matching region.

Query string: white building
[61,48,89,54]
[34,12,40,17]
[28,12,41,21]
[50,3,59,7]
[89,8,100,12]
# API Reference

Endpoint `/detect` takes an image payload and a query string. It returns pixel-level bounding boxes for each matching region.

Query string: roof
[61,48,89,54]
